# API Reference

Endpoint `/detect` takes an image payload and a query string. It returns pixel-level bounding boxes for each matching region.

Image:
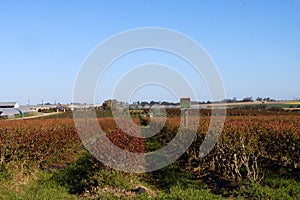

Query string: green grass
[2,151,300,199]
[0,170,78,200]
[143,163,223,200]
[233,170,300,200]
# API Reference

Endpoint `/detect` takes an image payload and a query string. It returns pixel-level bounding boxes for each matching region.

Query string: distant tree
[256,97,263,101]
[140,101,149,106]
[222,99,234,103]
[102,101,108,110]
[242,97,253,102]
[102,100,113,111]
[150,101,159,105]
[161,101,169,105]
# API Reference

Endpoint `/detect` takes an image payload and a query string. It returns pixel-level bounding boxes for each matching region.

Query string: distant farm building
[29,104,67,113]
[0,102,31,118]
[0,102,19,109]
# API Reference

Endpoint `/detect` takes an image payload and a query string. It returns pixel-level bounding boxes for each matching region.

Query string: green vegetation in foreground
[0,170,78,200]
[1,153,300,199]
[237,173,300,199]
[0,154,222,199]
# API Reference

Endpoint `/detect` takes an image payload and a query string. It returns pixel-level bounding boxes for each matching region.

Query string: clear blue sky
[1,0,299,105]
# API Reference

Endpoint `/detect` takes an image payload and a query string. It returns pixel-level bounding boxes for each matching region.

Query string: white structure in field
[0,102,30,118]
[0,102,19,109]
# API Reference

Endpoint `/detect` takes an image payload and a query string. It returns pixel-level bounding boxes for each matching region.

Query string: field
[0,110,300,199]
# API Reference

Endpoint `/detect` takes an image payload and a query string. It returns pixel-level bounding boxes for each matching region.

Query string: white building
[0,102,30,118]
[0,102,19,109]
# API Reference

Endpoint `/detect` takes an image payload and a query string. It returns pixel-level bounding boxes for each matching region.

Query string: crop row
[1,115,299,180]
[0,118,144,171]
[158,115,300,183]
[0,119,81,169]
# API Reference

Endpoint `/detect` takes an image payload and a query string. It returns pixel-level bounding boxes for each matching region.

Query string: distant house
[68,103,93,111]
[0,102,19,109]
[0,102,30,118]
[0,108,21,118]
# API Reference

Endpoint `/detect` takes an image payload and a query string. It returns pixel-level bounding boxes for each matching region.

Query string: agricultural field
[0,110,300,199]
